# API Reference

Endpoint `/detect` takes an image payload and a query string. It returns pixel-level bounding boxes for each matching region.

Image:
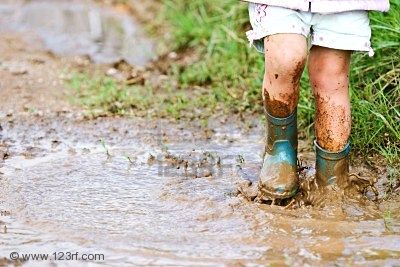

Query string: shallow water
[0,117,399,266]
[0,0,155,66]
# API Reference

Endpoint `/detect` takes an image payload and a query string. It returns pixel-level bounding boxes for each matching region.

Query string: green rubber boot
[315,141,350,187]
[257,110,298,200]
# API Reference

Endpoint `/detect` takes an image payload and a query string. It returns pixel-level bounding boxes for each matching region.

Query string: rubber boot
[315,141,350,187]
[257,110,298,200]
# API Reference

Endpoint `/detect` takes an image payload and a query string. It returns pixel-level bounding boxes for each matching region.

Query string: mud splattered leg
[257,34,307,201]
[263,34,307,117]
[308,46,352,152]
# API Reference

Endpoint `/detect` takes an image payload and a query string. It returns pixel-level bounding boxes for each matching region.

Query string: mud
[1,114,400,266]
[291,60,306,86]
[263,90,292,118]
[0,2,399,266]
[314,93,351,152]
[257,162,298,201]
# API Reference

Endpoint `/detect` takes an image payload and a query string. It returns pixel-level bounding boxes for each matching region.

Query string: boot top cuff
[314,141,351,160]
[265,109,297,126]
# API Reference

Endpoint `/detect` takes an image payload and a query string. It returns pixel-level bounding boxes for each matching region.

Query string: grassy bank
[70,0,399,180]
[161,0,399,148]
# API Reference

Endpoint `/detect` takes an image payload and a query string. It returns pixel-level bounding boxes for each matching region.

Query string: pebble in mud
[0,148,10,162]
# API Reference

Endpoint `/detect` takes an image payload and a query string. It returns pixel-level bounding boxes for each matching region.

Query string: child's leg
[306,10,371,186]
[257,33,307,200]
[308,46,351,152]
[308,46,352,186]
[263,34,307,117]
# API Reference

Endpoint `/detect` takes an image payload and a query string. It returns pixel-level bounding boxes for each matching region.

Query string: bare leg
[263,34,307,118]
[257,34,308,201]
[308,46,351,152]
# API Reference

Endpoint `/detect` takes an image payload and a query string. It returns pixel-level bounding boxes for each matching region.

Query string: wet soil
[0,1,399,266]
[0,32,74,114]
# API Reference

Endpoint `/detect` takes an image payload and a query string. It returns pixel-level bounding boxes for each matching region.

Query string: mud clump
[263,90,292,118]
[0,147,10,162]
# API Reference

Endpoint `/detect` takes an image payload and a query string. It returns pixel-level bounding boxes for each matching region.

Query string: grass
[69,72,217,121]
[69,0,399,182]
[69,73,153,116]
[100,139,112,159]
[163,0,400,169]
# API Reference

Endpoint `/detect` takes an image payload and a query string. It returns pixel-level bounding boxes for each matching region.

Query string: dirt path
[0,32,76,114]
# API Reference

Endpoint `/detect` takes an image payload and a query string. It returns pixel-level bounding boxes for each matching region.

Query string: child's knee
[265,36,307,84]
[309,49,351,93]
[310,66,349,97]
[266,50,307,83]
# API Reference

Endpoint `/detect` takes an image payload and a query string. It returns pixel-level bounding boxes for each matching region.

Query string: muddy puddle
[0,0,155,66]
[0,116,399,266]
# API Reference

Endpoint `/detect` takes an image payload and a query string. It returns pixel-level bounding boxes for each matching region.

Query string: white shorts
[246,3,374,56]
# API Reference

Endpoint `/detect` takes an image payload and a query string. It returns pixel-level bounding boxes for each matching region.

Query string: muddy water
[0,0,155,66]
[0,116,399,266]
